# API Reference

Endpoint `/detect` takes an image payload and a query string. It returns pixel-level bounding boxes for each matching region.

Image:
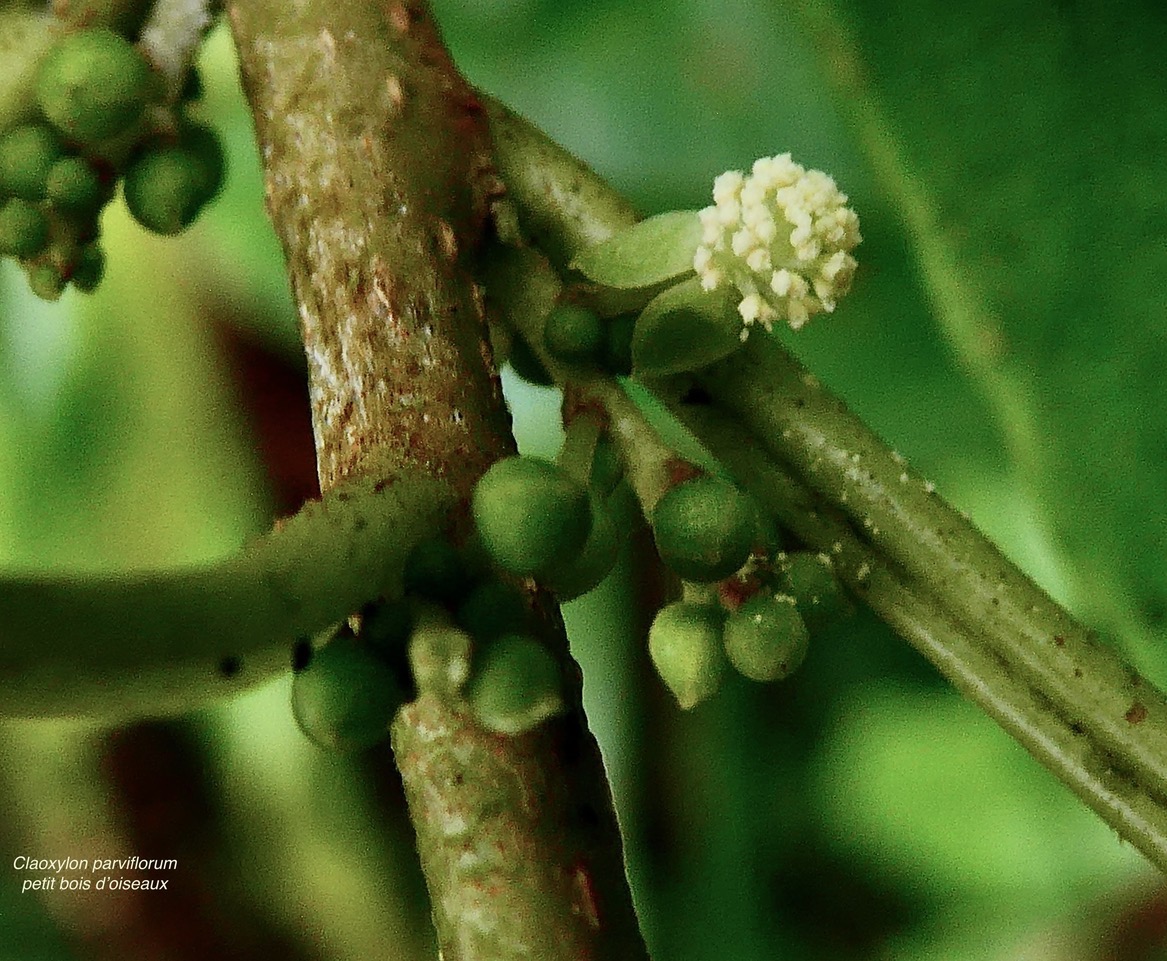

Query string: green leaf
[570,209,701,290]
[631,276,741,376]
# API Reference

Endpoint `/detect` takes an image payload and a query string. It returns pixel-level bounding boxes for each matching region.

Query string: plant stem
[487,99,1167,870]
[227,2,649,957]
[0,473,450,718]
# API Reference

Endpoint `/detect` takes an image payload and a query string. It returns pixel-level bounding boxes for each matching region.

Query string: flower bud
[723,593,809,682]
[123,123,225,235]
[69,244,105,292]
[543,304,604,367]
[45,155,104,213]
[472,456,592,579]
[648,601,727,709]
[778,551,851,632]
[36,28,151,145]
[651,476,758,582]
[0,198,48,257]
[0,124,62,200]
[291,631,406,752]
[465,634,565,735]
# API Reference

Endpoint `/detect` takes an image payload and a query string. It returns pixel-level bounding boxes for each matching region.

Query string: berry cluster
[0,22,223,298]
[291,527,571,752]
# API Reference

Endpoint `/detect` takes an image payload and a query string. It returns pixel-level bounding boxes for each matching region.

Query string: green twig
[0,474,452,718]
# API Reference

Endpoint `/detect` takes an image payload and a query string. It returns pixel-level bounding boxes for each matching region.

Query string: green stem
[0,473,451,718]
[227,2,649,957]
[689,337,1167,808]
[487,99,1167,869]
[665,397,1167,870]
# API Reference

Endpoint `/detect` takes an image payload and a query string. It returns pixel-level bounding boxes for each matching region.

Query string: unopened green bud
[0,198,48,257]
[723,594,809,682]
[291,631,406,752]
[36,28,151,144]
[543,304,604,367]
[45,156,103,213]
[648,602,727,709]
[651,476,758,582]
[123,145,208,235]
[69,244,104,292]
[465,634,565,735]
[0,124,62,200]
[589,436,624,498]
[27,262,65,301]
[472,456,592,579]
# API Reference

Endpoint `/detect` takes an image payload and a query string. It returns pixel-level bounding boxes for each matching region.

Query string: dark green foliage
[651,476,758,582]
[647,601,727,709]
[291,630,405,752]
[723,594,810,682]
[464,634,564,735]
[0,198,48,257]
[543,303,605,367]
[35,28,151,144]
[0,124,61,200]
[472,456,592,578]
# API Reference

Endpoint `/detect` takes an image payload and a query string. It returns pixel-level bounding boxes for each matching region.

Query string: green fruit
[0,199,48,257]
[123,124,225,235]
[543,304,604,367]
[778,551,851,632]
[69,244,104,292]
[404,535,474,606]
[465,634,565,735]
[507,334,553,386]
[456,579,534,641]
[27,263,64,301]
[542,495,620,601]
[603,313,635,375]
[36,28,150,144]
[0,124,62,200]
[45,156,103,213]
[472,456,592,578]
[589,436,623,497]
[648,602,727,709]
[291,631,405,752]
[723,594,810,682]
[651,476,758,582]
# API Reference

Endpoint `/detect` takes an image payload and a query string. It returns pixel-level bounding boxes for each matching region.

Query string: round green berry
[36,28,151,145]
[0,199,48,257]
[541,495,620,601]
[543,304,604,367]
[27,263,65,300]
[465,634,565,735]
[0,124,62,200]
[723,594,810,682]
[472,456,592,579]
[456,579,535,641]
[45,156,103,213]
[651,476,758,582]
[123,138,217,235]
[589,436,624,498]
[648,602,727,709]
[69,244,105,292]
[291,631,406,752]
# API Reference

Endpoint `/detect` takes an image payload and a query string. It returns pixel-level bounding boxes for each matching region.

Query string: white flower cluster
[694,154,861,335]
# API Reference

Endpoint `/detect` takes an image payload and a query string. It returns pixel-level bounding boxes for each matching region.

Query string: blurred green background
[1,0,1166,958]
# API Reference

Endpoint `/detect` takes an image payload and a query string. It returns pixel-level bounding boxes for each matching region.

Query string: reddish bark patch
[1126,702,1149,725]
